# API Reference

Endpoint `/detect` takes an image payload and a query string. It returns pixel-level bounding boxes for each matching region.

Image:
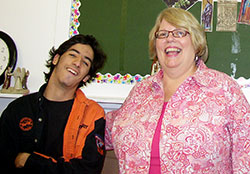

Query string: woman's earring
[151,60,161,75]
[194,55,199,62]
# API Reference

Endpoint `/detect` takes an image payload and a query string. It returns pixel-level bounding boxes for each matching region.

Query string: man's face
[52,43,94,89]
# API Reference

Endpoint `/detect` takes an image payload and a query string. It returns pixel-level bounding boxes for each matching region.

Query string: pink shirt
[105,61,250,174]
[149,102,167,174]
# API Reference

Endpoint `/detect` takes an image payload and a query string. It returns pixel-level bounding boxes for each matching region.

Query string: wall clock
[0,31,17,85]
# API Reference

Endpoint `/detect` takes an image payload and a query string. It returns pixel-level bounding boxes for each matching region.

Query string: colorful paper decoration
[216,0,238,31]
[93,73,150,84]
[238,0,250,25]
[201,0,214,32]
[69,0,81,37]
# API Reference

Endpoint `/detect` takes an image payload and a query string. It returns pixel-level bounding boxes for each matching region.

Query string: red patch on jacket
[19,117,33,131]
[95,135,104,155]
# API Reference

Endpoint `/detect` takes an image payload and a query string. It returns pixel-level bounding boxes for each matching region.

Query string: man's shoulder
[1,92,39,121]
[7,92,39,108]
[76,88,104,110]
[86,98,104,112]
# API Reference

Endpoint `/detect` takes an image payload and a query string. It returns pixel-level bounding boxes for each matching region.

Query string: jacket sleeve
[0,105,21,170]
[24,107,106,174]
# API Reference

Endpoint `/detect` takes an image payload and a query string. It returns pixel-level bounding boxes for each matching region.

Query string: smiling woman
[154,19,197,82]
[149,7,208,64]
[105,7,250,173]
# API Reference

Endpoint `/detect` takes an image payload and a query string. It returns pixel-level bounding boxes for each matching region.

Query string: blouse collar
[150,60,212,92]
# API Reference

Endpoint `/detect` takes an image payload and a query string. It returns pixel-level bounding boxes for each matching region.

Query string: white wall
[0,0,72,114]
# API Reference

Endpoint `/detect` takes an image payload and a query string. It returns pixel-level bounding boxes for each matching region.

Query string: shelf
[0,93,23,99]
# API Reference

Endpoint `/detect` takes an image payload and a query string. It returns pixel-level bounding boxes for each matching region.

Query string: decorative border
[235,77,250,89]
[93,73,150,85]
[241,84,250,88]
[69,0,81,37]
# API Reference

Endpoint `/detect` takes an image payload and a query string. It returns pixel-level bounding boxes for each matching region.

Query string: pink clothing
[149,102,167,174]
[105,61,250,174]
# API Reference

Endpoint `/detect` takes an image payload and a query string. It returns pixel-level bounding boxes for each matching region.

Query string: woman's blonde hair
[149,7,208,62]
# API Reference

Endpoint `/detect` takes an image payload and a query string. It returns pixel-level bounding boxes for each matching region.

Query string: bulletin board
[71,0,250,83]
[189,1,250,79]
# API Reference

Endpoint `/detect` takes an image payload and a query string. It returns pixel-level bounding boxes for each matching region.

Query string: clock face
[0,31,17,85]
[0,39,10,75]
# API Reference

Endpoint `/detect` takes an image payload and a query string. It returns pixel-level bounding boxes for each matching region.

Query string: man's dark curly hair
[44,34,106,88]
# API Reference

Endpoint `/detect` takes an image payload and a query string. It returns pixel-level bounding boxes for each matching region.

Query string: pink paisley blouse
[105,61,250,174]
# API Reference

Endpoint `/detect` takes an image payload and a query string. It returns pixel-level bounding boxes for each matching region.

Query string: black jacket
[0,84,106,174]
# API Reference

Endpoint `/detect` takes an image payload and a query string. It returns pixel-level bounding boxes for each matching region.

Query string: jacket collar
[38,83,47,96]
[38,84,90,105]
[74,88,91,105]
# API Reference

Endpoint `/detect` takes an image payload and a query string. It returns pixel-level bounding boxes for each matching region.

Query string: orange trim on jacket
[34,152,57,163]
[63,89,105,162]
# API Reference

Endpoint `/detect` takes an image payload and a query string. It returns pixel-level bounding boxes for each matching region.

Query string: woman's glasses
[155,29,190,39]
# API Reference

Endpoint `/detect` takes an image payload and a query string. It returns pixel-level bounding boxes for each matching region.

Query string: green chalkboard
[78,1,250,78]
[78,0,166,75]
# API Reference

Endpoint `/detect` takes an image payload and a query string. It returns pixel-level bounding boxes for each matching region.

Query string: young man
[0,34,107,174]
